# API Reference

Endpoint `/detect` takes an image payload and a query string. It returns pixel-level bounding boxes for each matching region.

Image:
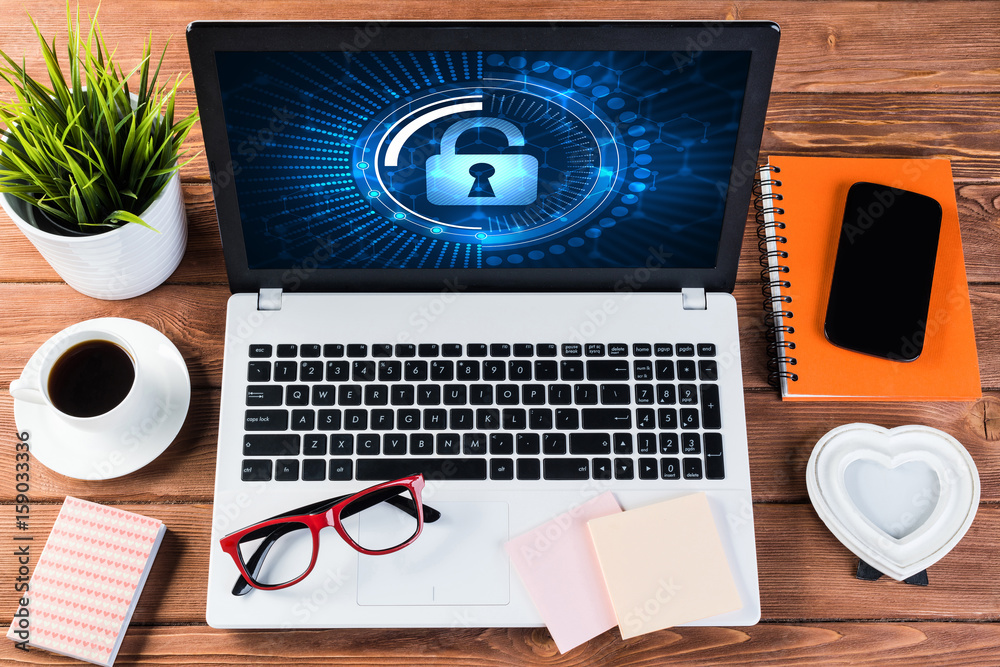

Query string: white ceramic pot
[1,171,187,299]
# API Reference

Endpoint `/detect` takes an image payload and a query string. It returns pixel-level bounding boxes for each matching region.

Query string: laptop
[187,20,780,629]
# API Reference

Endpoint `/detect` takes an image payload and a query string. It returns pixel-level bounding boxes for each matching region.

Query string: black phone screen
[824,181,943,362]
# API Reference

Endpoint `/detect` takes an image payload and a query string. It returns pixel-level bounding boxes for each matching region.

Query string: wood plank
[2,503,999,627]
[3,621,1000,666]
[1,1,1000,93]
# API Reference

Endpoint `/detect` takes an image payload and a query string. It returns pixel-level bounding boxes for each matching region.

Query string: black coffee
[48,340,135,418]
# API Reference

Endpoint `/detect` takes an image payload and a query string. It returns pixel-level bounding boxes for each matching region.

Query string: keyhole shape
[468,163,496,197]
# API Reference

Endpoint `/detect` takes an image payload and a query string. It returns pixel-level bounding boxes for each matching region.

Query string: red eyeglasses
[220,474,441,595]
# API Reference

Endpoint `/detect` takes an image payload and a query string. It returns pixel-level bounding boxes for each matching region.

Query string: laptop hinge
[258,288,283,311]
[682,287,707,311]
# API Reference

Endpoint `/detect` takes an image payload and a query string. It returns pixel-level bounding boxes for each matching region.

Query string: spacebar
[357,459,488,481]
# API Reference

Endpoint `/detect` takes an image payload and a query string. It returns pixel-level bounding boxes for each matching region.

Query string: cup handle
[9,378,47,405]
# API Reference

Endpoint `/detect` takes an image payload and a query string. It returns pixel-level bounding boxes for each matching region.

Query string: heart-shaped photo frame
[806,423,980,581]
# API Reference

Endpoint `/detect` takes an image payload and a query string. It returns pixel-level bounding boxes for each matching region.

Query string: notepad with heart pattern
[6,496,166,666]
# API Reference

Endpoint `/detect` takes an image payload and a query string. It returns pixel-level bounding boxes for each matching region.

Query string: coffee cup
[10,327,151,433]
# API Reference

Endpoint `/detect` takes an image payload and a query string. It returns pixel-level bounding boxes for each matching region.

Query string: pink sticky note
[505,492,622,653]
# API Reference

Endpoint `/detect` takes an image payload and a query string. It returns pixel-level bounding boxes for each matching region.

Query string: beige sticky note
[587,493,742,638]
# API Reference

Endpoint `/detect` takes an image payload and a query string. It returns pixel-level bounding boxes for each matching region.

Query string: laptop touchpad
[357,501,510,606]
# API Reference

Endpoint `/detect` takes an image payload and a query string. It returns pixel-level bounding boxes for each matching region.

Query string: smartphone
[824,181,943,361]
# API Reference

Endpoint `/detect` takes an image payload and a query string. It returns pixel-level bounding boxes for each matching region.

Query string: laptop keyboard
[240,342,725,483]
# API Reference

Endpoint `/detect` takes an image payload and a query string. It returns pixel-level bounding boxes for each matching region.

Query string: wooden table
[1,1,998,664]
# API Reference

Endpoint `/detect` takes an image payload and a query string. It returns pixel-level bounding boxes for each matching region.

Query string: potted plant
[0,7,198,299]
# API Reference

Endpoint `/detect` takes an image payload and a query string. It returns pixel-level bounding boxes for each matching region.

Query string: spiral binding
[754,164,799,386]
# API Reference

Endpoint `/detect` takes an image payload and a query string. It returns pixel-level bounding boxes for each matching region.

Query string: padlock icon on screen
[426,117,539,206]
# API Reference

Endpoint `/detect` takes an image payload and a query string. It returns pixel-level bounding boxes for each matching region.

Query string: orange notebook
[756,156,980,401]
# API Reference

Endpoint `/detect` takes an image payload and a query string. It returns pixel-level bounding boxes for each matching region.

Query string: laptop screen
[214,49,752,272]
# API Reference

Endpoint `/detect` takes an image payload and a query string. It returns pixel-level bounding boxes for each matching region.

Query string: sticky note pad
[505,492,622,653]
[587,492,742,639]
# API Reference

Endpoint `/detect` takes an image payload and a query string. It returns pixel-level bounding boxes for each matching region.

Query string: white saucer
[13,318,191,480]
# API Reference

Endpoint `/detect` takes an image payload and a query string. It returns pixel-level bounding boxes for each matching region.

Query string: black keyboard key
[701,384,722,429]
[593,458,613,480]
[509,360,532,381]
[467,343,488,357]
[405,360,429,381]
[339,385,362,405]
[608,344,628,357]
[684,458,703,480]
[478,408,501,430]
[529,408,553,430]
[378,360,402,382]
[312,385,336,406]
[245,410,288,431]
[275,460,299,481]
[678,384,698,405]
[633,343,652,357]
[395,343,416,357]
[326,361,349,381]
[344,409,368,430]
[544,459,589,480]
[302,459,326,481]
[586,343,605,357]
[330,434,353,455]
[636,408,655,429]
[638,458,658,479]
[555,408,579,430]
[277,344,297,358]
[682,433,701,454]
[246,385,282,406]
[463,433,487,455]
[614,433,633,454]
[444,385,468,405]
[561,343,582,356]
[249,344,272,358]
[517,459,541,480]
[705,433,725,479]
[570,433,611,455]
[496,385,519,405]
[424,409,447,429]
[676,343,695,357]
[291,409,315,431]
[300,344,321,358]
[698,343,716,357]
[329,459,352,480]
[658,408,677,429]
[660,433,680,455]
[635,384,654,405]
[371,409,394,430]
[431,360,454,381]
[384,434,407,455]
[600,384,630,404]
[483,360,505,381]
[662,458,681,480]
[490,343,511,357]
[457,361,480,381]
[582,408,632,429]
[574,383,599,405]
[470,384,493,405]
[681,409,699,429]
[677,360,697,381]
[247,361,271,382]
[417,385,441,405]
[357,458,488,481]
[372,344,393,357]
[418,343,439,357]
[560,360,584,381]
[300,361,323,381]
[657,384,677,405]
[317,409,342,430]
[491,459,515,480]
[587,360,629,381]
[357,434,380,455]
[514,344,534,357]
[615,458,634,479]
[522,384,545,405]
[543,433,567,455]
[638,433,656,455]
[347,344,367,357]
[241,459,272,481]
[654,343,673,357]
[517,433,540,454]
[243,434,300,456]
[442,343,463,357]
[534,360,558,381]
[490,433,514,455]
[450,409,474,430]
[548,384,572,405]
[286,385,309,406]
[398,408,421,430]
[655,360,675,381]
[633,360,653,381]
[303,434,326,455]
[409,434,434,455]
[699,360,719,382]
[353,361,376,382]
[537,344,558,357]
[324,344,344,358]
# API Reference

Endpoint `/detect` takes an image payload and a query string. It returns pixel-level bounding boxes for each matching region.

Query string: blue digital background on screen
[215,50,751,270]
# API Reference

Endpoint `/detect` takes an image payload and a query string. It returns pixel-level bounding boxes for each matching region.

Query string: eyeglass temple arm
[231,522,302,596]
